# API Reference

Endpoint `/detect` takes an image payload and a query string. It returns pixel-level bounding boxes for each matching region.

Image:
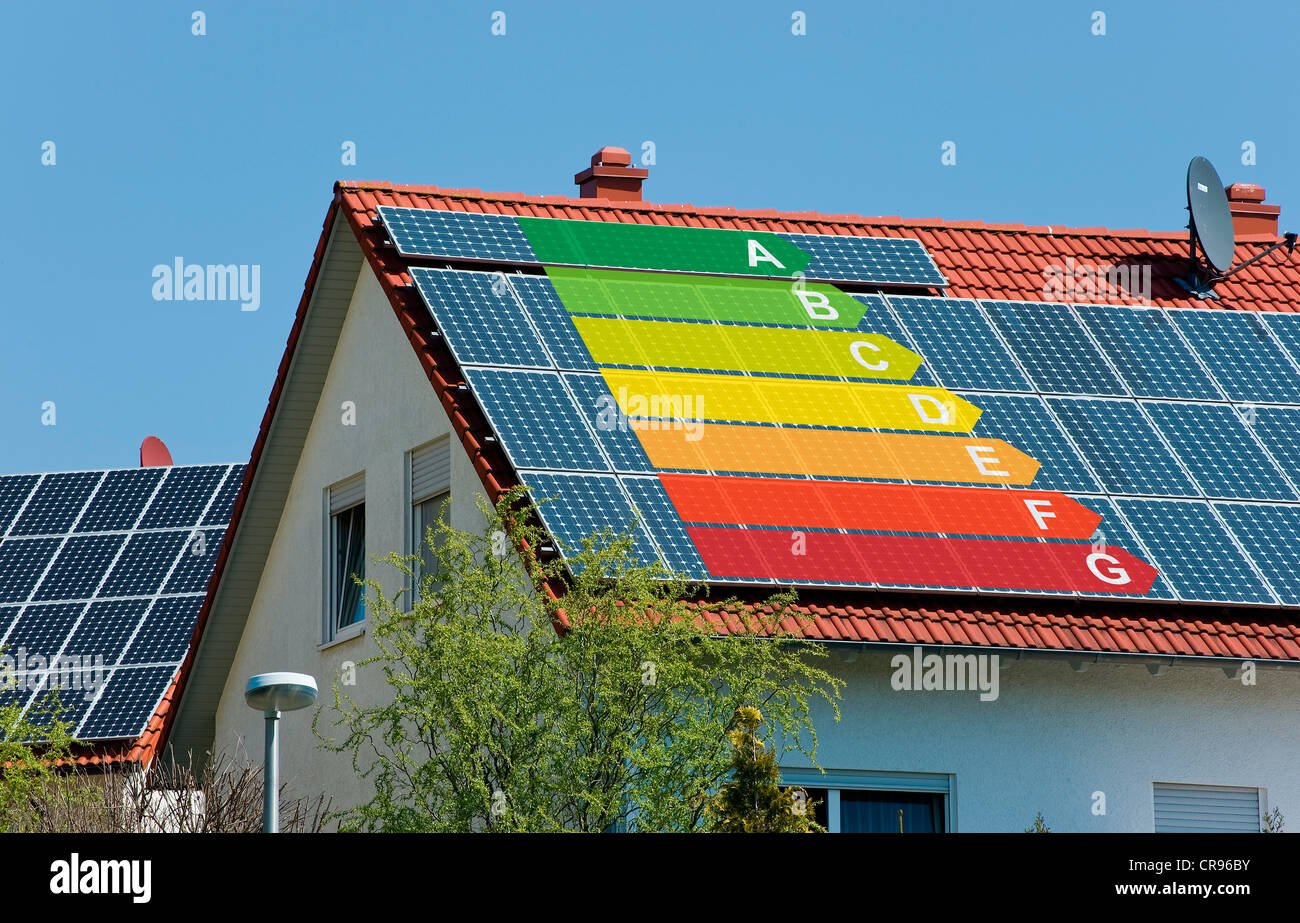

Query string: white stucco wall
[211,266,488,818]
[783,647,1300,832]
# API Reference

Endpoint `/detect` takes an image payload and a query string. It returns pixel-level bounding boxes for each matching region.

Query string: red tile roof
[157,179,1300,759]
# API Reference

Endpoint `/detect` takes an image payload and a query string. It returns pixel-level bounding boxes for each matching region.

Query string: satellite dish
[1176,155,1296,299]
[1186,157,1235,274]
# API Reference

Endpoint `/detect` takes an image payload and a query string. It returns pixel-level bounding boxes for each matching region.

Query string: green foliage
[707,706,822,832]
[0,661,81,832]
[1262,806,1285,833]
[1025,810,1051,833]
[316,488,842,832]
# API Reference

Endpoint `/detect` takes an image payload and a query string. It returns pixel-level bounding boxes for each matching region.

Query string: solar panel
[0,463,240,742]
[776,232,946,285]
[1261,313,1300,370]
[1073,303,1224,400]
[508,274,598,371]
[562,373,653,472]
[1048,398,1197,496]
[1142,401,1296,501]
[962,394,1101,493]
[620,476,709,577]
[1065,496,1177,600]
[379,206,537,262]
[1170,309,1300,403]
[981,300,1128,395]
[410,268,552,369]
[885,296,1032,392]
[851,295,938,387]
[520,471,661,568]
[1248,406,1300,473]
[462,368,609,472]
[1215,502,1300,606]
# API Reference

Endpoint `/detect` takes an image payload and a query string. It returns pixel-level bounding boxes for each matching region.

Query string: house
[0,437,241,768]
[164,148,1300,832]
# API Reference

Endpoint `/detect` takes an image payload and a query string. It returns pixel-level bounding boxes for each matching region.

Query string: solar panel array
[399,209,1300,608]
[0,463,243,742]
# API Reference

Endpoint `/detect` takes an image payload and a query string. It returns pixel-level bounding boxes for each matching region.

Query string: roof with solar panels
[161,149,1300,755]
[0,437,241,766]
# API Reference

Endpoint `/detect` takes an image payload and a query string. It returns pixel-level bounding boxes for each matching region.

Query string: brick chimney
[574,146,648,202]
[1225,183,1280,241]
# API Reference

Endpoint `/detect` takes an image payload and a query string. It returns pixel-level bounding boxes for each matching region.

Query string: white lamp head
[244,672,318,713]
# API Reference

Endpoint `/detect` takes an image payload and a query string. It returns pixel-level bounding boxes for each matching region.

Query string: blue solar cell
[982,300,1127,395]
[137,466,228,529]
[1074,304,1224,400]
[0,605,21,644]
[1064,496,1177,600]
[163,528,224,594]
[961,393,1101,493]
[886,296,1032,391]
[61,598,151,662]
[1216,502,1300,606]
[778,233,946,286]
[3,603,85,660]
[509,274,598,371]
[32,534,126,601]
[1143,401,1296,501]
[118,596,203,665]
[22,669,100,735]
[1048,398,1197,496]
[1262,313,1300,370]
[1117,499,1274,604]
[562,373,653,473]
[1248,406,1300,474]
[379,206,537,262]
[9,471,103,536]
[99,531,190,598]
[463,368,608,471]
[411,268,552,369]
[1170,309,1300,403]
[78,664,176,741]
[0,475,38,535]
[75,468,166,533]
[850,295,937,387]
[0,538,62,603]
[201,464,245,527]
[620,476,709,577]
[521,471,661,568]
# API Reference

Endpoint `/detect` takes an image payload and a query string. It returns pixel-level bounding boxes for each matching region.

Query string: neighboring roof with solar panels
[0,461,243,765]
[163,165,1300,761]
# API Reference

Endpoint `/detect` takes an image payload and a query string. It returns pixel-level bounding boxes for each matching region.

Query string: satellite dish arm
[1208,232,1298,284]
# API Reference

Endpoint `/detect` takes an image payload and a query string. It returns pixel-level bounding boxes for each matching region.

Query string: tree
[707,706,822,832]
[316,488,842,832]
[1025,811,1051,833]
[0,661,80,832]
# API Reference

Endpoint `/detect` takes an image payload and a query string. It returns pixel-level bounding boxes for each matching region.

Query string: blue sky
[2,0,1295,473]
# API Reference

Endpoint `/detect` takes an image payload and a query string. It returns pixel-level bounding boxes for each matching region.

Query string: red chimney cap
[1226,183,1266,203]
[140,436,174,467]
[591,146,632,167]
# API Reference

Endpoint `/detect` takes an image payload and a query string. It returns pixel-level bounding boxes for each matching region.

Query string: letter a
[747,239,785,270]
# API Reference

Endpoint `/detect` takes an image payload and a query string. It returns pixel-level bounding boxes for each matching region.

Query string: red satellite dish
[140,436,174,467]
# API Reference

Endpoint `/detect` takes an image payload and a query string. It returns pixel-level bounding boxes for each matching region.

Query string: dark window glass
[840,789,945,833]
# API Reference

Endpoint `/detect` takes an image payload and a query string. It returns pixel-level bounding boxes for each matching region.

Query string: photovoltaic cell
[0,474,38,535]
[61,598,152,662]
[119,596,204,665]
[99,530,190,598]
[508,274,598,371]
[1170,309,1300,403]
[3,603,85,659]
[22,672,99,733]
[32,534,125,601]
[78,665,177,741]
[1073,304,1224,400]
[463,368,608,471]
[963,394,1100,493]
[1249,407,1300,474]
[982,300,1127,396]
[1066,496,1177,600]
[0,538,62,603]
[1262,313,1300,370]
[75,468,166,533]
[886,296,1031,392]
[137,466,228,529]
[163,528,225,594]
[851,295,937,386]
[1117,499,1275,604]
[562,373,653,472]
[201,465,245,527]
[1048,398,1197,497]
[778,233,946,286]
[9,471,103,536]
[1215,502,1300,606]
[410,267,552,369]
[1143,401,1296,501]
[620,476,709,577]
[379,206,537,262]
[520,471,661,568]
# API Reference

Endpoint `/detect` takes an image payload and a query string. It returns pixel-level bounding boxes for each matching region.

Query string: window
[326,476,366,641]
[409,439,451,603]
[1153,783,1263,833]
[782,769,953,833]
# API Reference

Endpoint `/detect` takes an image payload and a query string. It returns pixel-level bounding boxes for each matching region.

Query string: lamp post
[244,672,318,833]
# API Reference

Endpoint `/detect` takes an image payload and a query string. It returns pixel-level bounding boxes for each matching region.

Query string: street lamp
[244,672,318,833]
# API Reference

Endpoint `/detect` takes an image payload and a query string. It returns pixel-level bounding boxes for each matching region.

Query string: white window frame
[406,438,451,606]
[323,474,366,646]
[779,768,956,833]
